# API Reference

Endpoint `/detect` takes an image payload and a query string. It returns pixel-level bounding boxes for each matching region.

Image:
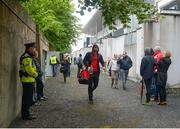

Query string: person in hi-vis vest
[19,42,38,120]
[50,55,59,77]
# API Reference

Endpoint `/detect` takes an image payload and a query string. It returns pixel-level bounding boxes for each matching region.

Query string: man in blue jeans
[33,50,47,101]
[117,51,132,90]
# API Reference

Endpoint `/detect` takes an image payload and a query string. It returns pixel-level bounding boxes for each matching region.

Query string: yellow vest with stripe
[50,56,57,64]
[20,53,38,83]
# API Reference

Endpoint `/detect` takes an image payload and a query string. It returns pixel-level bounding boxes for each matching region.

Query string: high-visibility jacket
[19,52,38,83]
[50,56,57,65]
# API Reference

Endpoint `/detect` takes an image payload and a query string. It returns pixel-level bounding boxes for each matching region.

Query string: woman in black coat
[157,51,171,105]
[60,58,69,83]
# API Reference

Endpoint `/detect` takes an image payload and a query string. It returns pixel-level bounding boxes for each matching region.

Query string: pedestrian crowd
[76,44,171,106]
[19,42,172,121]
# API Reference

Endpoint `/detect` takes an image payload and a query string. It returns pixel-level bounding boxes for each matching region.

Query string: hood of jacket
[162,57,171,66]
[92,44,99,52]
[144,48,152,56]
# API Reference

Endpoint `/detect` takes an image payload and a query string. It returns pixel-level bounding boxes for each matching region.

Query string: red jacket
[153,50,164,71]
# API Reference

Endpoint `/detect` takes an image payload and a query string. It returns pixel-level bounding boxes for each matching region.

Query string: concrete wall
[144,15,180,86]
[160,15,180,85]
[0,0,49,127]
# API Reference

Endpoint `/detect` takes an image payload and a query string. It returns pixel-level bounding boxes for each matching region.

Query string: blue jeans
[36,75,44,100]
[151,76,157,98]
[52,65,57,77]
[119,69,129,90]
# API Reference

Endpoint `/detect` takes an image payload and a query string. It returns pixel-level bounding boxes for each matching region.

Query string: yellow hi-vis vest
[19,53,38,83]
[50,56,57,64]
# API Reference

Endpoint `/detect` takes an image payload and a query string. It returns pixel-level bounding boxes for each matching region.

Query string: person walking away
[153,46,164,101]
[74,57,77,65]
[117,51,132,90]
[140,48,156,105]
[77,54,83,77]
[157,51,171,105]
[33,50,47,102]
[83,44,105,104]
[66,54,71,77]
[107,57,112,78]
[50,55,59,77]
[19,42,38,120]
[60,58,69,83]
[110,54,119,89]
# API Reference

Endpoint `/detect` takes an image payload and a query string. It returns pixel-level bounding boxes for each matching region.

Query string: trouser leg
[21,83,34,118]
[88,72,99,101]
[164,86,167,102]
[144,79,152,103]
[88,77,93,101]
[121,70,126,89]
[52,65,55,77]
[77,67,80,77]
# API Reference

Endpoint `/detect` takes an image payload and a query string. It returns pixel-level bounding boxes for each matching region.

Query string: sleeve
[140,58,146,77]
[129,57,133,68]
[83,53,89,67]
[56,57,60,64]
[23,58,38,78]
[99,54,105,67]
[117,59,122,66]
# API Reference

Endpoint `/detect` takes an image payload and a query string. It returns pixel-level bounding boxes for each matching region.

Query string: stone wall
[0,0,48,127]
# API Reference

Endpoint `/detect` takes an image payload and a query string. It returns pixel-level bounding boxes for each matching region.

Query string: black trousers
[159,86,167,102]
[21,82,34,118]
[144,78,152,103]
[88,71,100,101]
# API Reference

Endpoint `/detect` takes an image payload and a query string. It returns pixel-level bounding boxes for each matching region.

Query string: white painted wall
[160,15,180,85]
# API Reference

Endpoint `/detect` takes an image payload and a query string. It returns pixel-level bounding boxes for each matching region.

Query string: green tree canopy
[77,0,159,29]
[21,0,81,51]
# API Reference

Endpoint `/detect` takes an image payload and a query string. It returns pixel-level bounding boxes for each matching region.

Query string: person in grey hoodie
[140,48,156,104]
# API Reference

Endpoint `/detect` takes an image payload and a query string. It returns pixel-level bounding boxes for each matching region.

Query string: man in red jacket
[153,46,164,101]
[83,44,105,104]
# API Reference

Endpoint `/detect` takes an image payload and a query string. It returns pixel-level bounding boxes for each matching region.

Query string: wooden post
[36,24,41,64]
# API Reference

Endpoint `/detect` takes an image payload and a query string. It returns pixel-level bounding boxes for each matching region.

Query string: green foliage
[77,0,159,29]
[21,0,81,51]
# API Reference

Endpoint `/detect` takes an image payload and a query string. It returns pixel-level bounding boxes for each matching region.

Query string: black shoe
[22,115,37,120]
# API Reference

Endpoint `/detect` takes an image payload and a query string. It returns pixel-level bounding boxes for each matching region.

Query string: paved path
[10,66,180,128]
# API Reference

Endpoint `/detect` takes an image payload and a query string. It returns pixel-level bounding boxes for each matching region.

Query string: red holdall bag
[78,69,90,85]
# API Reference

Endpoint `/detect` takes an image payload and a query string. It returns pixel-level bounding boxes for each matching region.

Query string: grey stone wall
[0,0,47,127]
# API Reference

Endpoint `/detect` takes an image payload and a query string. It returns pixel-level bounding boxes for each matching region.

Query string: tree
[21,0,81,51]
[77,0,159,29]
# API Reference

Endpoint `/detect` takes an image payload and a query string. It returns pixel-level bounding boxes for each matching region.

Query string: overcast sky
[71,0,96,52]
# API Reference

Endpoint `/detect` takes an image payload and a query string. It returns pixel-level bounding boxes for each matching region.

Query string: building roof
[82,10,103,35]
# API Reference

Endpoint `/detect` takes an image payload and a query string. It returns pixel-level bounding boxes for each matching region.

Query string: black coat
[156,57,171,86]
[140,55,156,79]
[83,52,105,72]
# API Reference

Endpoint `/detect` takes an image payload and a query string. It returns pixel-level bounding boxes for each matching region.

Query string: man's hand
[102,66,106,72]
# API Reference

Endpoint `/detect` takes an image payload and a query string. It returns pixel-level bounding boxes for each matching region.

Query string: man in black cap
[19,42,38,120]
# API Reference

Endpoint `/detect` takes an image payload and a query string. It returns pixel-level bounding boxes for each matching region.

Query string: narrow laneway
[10,66,180,128]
